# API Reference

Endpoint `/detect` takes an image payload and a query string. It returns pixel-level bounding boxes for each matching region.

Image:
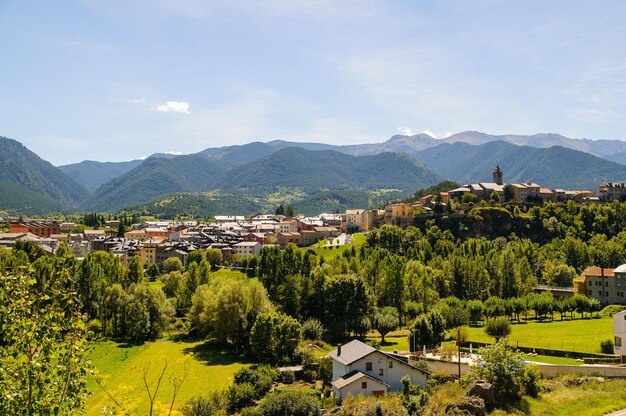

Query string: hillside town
[2,167,626,273]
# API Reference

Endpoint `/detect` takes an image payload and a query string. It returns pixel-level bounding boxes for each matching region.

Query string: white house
[614,310,626,357]
[328,339,428,401]
[232,241,262,258]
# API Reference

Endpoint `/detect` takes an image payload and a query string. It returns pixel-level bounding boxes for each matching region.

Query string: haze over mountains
[3,131,626,217]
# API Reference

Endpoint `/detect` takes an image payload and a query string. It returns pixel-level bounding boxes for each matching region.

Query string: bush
[281,370,295,384]
[226,383,256,413]
[254,390,320,416]
[600,304,626,317]
[301,318,325,341]
[86,319,102,338]
[233,365,278,400]
[519,364,542,398]
[426,370,454,393]
[182,392,227,416]
[485,316,511,339]
[600,339,614,354]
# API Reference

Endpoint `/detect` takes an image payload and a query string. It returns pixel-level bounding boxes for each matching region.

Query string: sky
[1,0,626,165]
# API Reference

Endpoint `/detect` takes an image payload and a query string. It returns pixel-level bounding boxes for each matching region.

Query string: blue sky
[1,0,625,165]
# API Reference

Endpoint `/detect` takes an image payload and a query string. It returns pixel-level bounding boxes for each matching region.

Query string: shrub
[519,364,542,398]
[182,391,227,416]
[233,365,278,400]
[226,383,256,413]
[86,318,102,337]
[301,318,325,341]
[281,370,295,384]
[254,390,320,416]
[600,339,614,354]
[426,371,454,393]
[485,316,511,339]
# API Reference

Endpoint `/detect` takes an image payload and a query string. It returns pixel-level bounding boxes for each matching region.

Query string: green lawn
[465,317,613,354]
[527,378,626,416]
[212,268,250,279]
[311,233,366,261]
[88,339,249,415]
[523,354,582,366]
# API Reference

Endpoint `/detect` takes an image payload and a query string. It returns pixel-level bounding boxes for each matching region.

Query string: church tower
[493,165,503,185]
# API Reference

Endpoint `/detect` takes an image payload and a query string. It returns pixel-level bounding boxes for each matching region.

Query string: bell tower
[493,165,503,185]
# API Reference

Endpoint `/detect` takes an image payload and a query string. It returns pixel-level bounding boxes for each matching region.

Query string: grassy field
[464,317,613,354]
[311,233,366,261]
[87,339,249,415]
[526,378,626,416]
[523,354,582,366]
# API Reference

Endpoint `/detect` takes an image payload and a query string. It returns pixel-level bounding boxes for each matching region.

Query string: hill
[81,155,224,211]
[0,136,90,207]
[218,147,442,195]
[0,181,71,216]
[414,141,626,189]
[85,147,441,212]
[58,159,144,191]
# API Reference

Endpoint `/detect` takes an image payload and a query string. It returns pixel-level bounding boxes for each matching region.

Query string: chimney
[337,343,342,356]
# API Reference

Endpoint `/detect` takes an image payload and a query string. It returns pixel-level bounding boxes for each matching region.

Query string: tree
[286,204,295,218]
[205,249,223,270]
[117,221,126,237]
[409,310,446,350]
[301,318,325,341]
[373,307,399,343]
[0,272,90,414]
[187,250,205,265]
[484,316,511,339]
[470,339,528,405]
[163,257,183,273]
[189,276,272,348]
[461,192,478,204]
[128,255,145,285]
[323,274,370,339]
[275,204,285,216]
[466,300,485,325]
[250,312,303,365]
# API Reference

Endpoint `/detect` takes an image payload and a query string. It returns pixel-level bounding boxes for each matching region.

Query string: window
[366,362,372,371]
[361,382,367,389]
[616,336,622,347]
[379,368,384,376]
[388,361,393,368]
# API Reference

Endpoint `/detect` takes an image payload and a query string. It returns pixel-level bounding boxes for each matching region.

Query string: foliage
[301,318,325,341]
[249,311,303,364]
[485,316,512,339]
[600,339,614,354]
[232,365,278,400]
[181,391,228,416]
[468,339,528,405]
[0,271,90,414]
[409,310,446,350]
[373,306,400,343]
[336,394,408,416]
[188,275,272,348]
[253,390,320,416]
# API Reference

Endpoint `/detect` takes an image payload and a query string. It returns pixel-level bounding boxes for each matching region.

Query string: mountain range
[3,131,626,217]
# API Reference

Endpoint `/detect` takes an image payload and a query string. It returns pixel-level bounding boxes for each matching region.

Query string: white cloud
[129,98,146,104]
[164,150,182,155]
[397,126,416,136]
[155,101,190,114]
[422,129,437,138]
[444,131,453,138]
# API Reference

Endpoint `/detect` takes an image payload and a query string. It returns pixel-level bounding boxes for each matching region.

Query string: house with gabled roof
[328,339,428,401]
